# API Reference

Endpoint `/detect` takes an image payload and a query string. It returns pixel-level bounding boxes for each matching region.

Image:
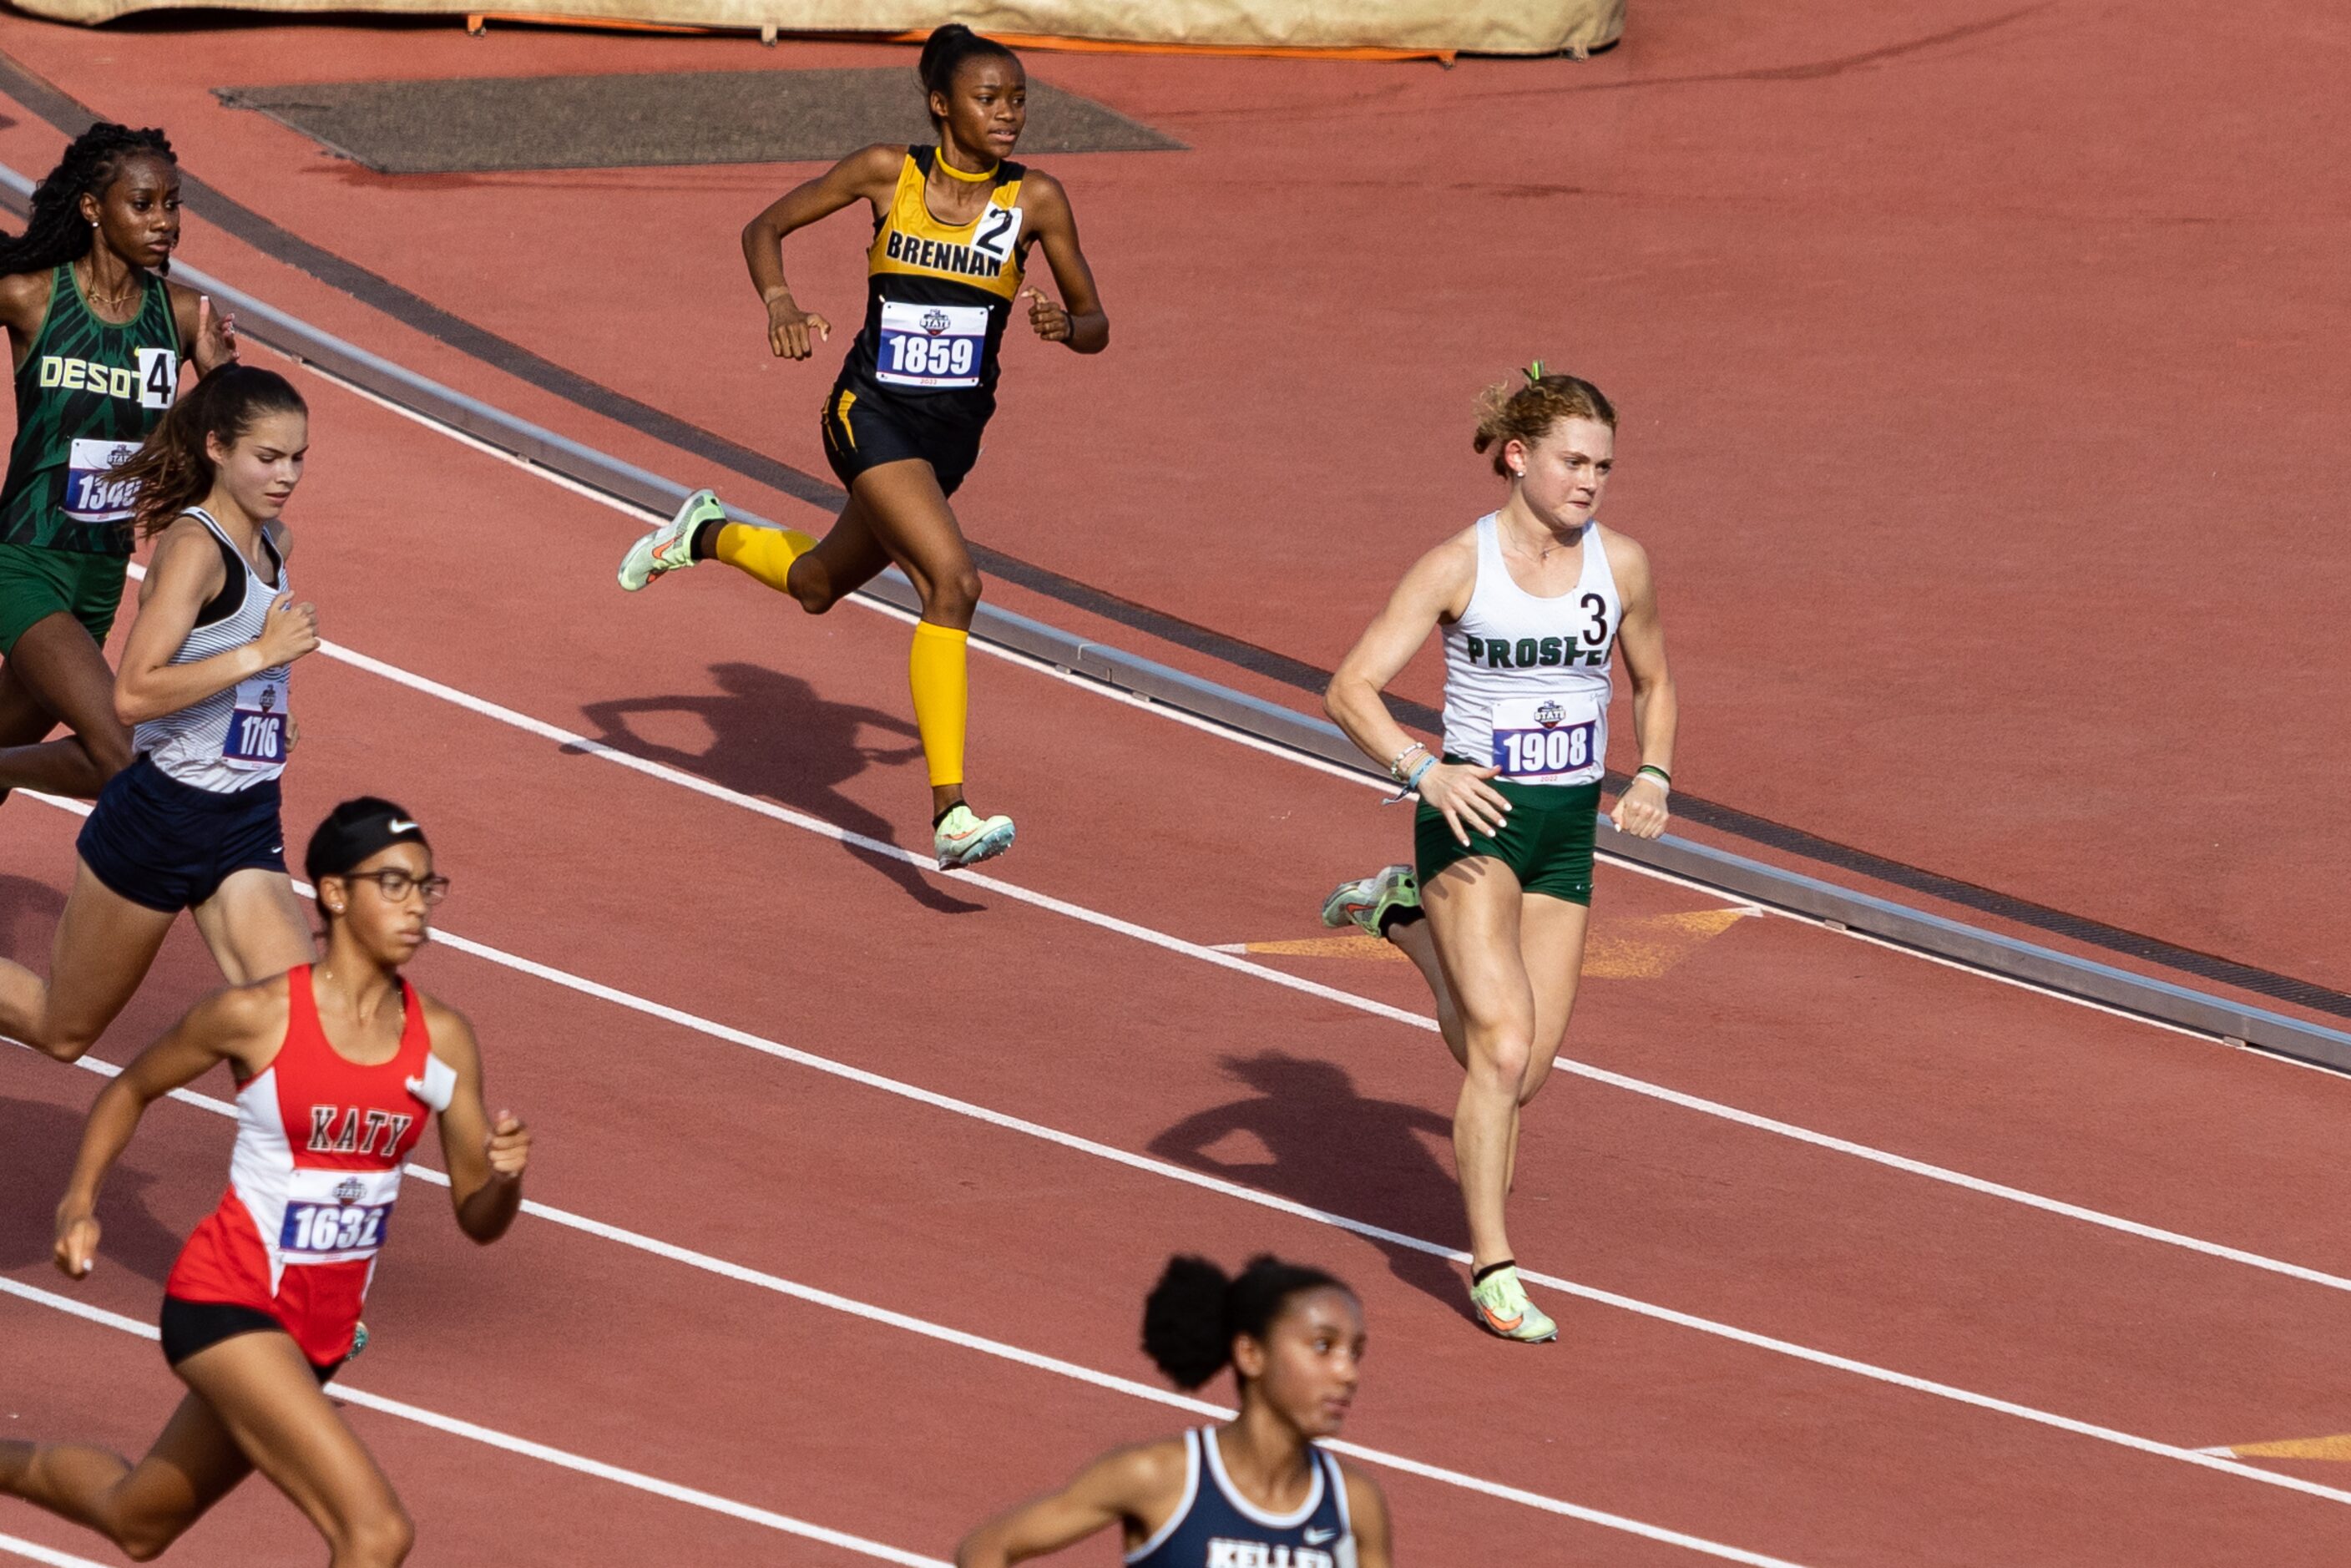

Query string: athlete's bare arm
[1325,529,1510,843]
[114,516,316,727]
[1341,1464,1395,1568]
[955,1440,1186,1566]
[0,269,55,370]
[741,142,908,360]
[165,284,238,376]
[52,979,292,1279]
[422,998,529,1244]
[1012,172,1107,353]
[1602,530,1676,838]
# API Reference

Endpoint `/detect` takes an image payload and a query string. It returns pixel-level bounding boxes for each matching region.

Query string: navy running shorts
[78,756,286,913]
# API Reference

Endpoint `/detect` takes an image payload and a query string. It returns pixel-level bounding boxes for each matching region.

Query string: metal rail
[15,164,2347,1070]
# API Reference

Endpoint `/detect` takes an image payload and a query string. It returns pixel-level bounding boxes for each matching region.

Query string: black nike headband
[304,797,429,885]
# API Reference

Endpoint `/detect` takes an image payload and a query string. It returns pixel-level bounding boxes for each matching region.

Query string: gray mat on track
[214,69,1181,175]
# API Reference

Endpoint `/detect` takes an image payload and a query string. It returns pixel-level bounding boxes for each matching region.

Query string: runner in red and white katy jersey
[1,797,529,1568]
[164,955,453,1367]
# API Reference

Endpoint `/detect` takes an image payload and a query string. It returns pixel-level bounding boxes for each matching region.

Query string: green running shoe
[618,488,726,591]
[935,804,1015,870]
[1469,1265,1558,1343]
[1320,864,1418,935]
[345,1320,370,1364]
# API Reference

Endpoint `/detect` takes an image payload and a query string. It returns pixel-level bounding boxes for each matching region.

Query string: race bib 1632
[275,1168,400,1264]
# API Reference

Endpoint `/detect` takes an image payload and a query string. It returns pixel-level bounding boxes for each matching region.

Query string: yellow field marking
[1231,908,1754,978]
[2223,1434,2351,1461]
[1236,933,1414,963]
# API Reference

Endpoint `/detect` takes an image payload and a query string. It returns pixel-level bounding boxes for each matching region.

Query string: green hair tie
[1524,359,1545,384]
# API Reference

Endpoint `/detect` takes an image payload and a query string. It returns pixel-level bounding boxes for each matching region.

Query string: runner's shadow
[1148,1051,1475,1322]
[574,662,982,914]
[0,1096,185,1286]
[0,872,67,967]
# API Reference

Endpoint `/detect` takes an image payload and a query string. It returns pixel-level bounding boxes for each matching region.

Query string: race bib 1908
[63,438,142,523]
[875,301,988,389]
[223,674,289,768]
[1489,693,1604,781]
[276,1168,399,1263]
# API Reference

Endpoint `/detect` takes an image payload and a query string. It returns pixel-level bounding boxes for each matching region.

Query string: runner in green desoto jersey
[0,124,237,802]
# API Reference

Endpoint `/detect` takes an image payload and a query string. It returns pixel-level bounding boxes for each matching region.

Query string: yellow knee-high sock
[713,521,819,593]
[908,622,970,789]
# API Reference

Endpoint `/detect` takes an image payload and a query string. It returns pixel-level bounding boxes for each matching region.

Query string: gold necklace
[76,260,139,310]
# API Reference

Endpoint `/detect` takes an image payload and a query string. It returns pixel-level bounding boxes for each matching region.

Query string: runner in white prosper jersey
[1322,366,1678,1343]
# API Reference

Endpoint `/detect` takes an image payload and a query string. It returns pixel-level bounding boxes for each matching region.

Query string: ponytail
[110,364,306,538]
[1472,363,1616,477]
[1141,1254,1349,1391]
[917,23,1020,127]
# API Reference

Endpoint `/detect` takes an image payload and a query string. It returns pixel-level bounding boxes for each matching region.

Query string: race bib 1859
[63,438,142,523]
[875,301,988,389]
[276,1168,400,1264]
[223,674,289,768]
[1489,693,1604,781]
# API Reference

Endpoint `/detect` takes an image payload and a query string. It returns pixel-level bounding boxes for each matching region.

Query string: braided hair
[0,122,175,279]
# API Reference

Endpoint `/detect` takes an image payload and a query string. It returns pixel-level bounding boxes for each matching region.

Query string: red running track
[4,346,2351,1564]
[0,2,2343,989]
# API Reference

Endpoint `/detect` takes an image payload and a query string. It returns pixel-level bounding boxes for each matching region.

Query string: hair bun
[1141,1255,1234,1390]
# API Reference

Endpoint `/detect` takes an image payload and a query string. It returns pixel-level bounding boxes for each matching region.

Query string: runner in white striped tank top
[1323,367,1679,1343]
[0,366,321,1066]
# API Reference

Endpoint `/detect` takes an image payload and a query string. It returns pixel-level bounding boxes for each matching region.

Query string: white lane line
[0,1531,110,1568]
[281,350,2263,1046]
[23,687,2337,1310]
[35,1014,2351,1515]
[30,1049,1813,1562]
[0,1277,947,1568]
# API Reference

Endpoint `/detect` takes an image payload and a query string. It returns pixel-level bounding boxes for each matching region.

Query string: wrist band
[1636,764,1671,790]
[1385,753,1437,805]
[1388,741,1428,782]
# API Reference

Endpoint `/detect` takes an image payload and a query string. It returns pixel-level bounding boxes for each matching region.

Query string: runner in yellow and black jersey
[617,24,1108,872]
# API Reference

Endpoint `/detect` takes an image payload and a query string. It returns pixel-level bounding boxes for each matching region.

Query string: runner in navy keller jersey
[957,1257,1393,1567]
[616,23,1108,871]
[0,124,238,802]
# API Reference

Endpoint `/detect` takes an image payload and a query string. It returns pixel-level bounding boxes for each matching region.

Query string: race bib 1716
[223,674,289,768]
[1489,693,1603,781]
[875,301,988,389]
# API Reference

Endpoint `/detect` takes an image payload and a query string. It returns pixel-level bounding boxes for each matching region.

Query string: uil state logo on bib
[224,675,290,768]
[1490,692,1603,781]
[876,300,988,389]
[63,437,142,524]
[276,1166,400,1263]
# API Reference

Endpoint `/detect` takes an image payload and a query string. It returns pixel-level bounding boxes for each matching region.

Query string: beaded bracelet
[1385,752,1437,805]
[1388,741,1429,783]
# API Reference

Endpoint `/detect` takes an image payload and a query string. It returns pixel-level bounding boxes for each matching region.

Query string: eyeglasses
[342,868,450,905]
